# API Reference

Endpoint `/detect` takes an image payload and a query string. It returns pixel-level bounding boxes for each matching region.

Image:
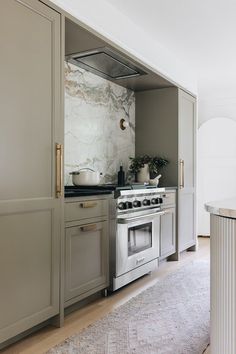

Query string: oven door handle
[117,211,165,224]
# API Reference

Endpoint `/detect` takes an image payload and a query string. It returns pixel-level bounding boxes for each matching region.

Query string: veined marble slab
[64,62,135,186]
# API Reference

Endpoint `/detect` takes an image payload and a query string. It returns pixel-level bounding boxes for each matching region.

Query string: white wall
[197,82,236,235]
[198,82,236,126]
[51,0,197,94]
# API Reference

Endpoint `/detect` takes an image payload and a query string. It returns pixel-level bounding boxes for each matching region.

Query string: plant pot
[137,164,150,183]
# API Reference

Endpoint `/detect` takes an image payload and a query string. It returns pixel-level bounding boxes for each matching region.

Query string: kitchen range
[112,187,165,290]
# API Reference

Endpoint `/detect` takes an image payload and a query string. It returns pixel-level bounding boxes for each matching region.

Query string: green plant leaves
[129,155,168,174]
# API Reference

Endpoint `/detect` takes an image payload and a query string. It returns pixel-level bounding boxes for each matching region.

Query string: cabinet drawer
[161,192,175,206]
[65,199,108,222]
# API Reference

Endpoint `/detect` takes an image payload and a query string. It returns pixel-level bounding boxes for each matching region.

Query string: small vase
[137,164,150,183]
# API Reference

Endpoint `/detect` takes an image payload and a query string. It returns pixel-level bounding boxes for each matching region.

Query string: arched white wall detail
[197,117,236,235]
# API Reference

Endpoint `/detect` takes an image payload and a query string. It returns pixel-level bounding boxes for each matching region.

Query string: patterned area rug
[48,261,210,354]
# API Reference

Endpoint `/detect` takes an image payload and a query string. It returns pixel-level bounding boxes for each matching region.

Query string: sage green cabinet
[65,221,109,305]
[136,88,196,256]
[64,198,109,307]
[0,0,62,345]
[160,207,176,259]
[178,91,196,252]
[65,200,108,222]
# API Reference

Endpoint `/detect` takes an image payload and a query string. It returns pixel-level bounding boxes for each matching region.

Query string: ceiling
[106,0,236,85]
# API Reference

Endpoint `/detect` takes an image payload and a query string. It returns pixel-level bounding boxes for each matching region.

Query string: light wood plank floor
[2,237,210,354]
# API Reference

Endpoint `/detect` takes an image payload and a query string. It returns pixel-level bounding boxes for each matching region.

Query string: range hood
[66,47,146,81]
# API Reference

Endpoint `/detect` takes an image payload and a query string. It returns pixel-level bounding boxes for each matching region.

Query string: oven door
[116,210,163,277]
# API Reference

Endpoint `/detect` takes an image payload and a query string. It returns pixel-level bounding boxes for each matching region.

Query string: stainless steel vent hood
[66,47,146,80]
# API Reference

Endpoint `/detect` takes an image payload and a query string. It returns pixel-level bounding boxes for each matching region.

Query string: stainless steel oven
[110,188,165,291]
[116,208,163,277]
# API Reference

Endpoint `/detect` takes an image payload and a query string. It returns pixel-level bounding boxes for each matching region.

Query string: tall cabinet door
[0,0,62,343]
[178,90,196,252]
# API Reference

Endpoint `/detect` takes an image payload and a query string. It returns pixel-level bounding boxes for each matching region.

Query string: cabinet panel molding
[65,220,109,304]
[0,0,62,344]
[160,207,176,259]
[178,90,196,252]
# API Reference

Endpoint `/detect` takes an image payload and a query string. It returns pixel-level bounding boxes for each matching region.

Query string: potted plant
[129,155,169,183]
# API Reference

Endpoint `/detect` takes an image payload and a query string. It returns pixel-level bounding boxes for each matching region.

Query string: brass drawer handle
[80,202,98,208]
[80,224,97,232]
[56,143,63,198]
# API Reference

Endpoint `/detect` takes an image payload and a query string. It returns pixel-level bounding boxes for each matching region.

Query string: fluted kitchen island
[205,198,236,354]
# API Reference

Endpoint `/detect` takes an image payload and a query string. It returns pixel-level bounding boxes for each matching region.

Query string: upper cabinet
[135,88,179,187]
[0,0,63,344]
[135,88,197,256]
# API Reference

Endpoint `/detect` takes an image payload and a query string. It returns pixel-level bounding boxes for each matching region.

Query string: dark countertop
[64,186,113,198]
[64,185,178,198]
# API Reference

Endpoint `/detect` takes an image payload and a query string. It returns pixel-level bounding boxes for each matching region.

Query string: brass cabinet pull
[56,143,63,198]
[80,202,98,209]
[180,159,184,189]
[80,224,97,232]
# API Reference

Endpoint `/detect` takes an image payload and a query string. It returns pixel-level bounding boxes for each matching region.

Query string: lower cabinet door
[160,208,176,258]
[0,210,60,344]
[65,221,109,303]
[178,193,195,251]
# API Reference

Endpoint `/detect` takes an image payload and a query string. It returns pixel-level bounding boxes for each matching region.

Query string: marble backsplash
[64,62,135,185]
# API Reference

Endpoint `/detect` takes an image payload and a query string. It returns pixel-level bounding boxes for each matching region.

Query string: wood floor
[2,237,210,354]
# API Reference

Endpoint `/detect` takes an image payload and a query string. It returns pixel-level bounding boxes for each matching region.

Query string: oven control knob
[158,197,163,204]
[125,201,133,209]
[151,198,158,205]
[143,199,150,206]
[118,202,126,210]
[133,200,141,208]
